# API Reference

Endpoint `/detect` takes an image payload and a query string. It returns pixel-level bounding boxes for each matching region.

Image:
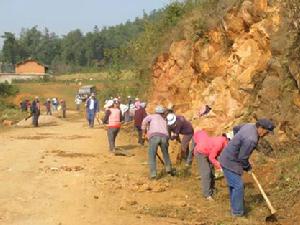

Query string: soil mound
[16,115,60,127]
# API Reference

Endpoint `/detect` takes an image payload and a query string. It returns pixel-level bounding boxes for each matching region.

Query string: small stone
[115,185,122,190]
[181,202,187,207]
[127,200,138,206]
[131,185,139,191]
[94,195,99,199]
[153,186,166,192]
[136,180,145,186]
[140,184,152,192]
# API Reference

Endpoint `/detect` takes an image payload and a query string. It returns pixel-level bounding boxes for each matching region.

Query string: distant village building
[0,59,49,84]
[15,59,48,75]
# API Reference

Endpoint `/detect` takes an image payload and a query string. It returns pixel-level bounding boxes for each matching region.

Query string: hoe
[251,172,277,222]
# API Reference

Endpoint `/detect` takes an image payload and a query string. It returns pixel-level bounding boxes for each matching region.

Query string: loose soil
[0,114,295,225]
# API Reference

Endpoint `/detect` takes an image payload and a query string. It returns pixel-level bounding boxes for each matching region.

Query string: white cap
[155,105,165,114]
[167,113,176,126]
[104,100,114,108]
[140,102,146,108]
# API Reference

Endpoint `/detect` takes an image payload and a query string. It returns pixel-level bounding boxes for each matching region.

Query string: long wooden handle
[251,172,276,214]
[156,153,165,165]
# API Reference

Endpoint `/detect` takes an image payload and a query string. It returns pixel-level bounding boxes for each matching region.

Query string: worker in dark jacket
[44,99,52,115]
[219,119,275,217]
[31,96,41,127]
[166,113,194,165]
[60,99,67,118]
[20,100,28,112]
[134,102,147,145]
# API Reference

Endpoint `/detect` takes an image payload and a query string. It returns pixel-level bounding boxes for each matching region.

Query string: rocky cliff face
[149,0,300,149]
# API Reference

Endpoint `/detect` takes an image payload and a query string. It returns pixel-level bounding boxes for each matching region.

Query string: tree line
[0,0,223,74]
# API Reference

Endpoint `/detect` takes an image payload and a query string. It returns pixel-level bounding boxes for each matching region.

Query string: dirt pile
[16,115,60,127]
[149,0,300,141]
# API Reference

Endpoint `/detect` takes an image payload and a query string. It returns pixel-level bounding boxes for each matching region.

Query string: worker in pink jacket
[193,130,228,200]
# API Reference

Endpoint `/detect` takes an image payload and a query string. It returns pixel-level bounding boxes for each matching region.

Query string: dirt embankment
[150,0,300,146]
[150,0,296,135]
[148,0,300,223]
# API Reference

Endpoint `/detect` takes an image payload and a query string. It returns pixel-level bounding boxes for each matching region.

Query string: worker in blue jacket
[219,118,275,217]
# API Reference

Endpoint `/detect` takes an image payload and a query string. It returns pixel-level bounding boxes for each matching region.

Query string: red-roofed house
[15,59,48,75]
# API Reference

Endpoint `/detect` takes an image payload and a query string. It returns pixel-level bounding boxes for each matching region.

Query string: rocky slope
[149,0,300,148]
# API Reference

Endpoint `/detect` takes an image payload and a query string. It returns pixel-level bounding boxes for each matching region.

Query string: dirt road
[0,114,274,225]
[0,115,185,225]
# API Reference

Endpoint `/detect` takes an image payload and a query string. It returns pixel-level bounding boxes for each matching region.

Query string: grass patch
[0,107,27,123]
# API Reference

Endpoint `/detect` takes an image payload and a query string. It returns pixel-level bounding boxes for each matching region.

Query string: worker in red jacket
[193,130,228,200]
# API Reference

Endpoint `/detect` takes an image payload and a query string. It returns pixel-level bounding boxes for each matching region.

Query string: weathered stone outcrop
[149,0,300,145]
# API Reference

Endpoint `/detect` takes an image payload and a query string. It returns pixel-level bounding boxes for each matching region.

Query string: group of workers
[97,98,275,218]
[20,96,67,127]
[44,97,67,118]
[23,92,275,218]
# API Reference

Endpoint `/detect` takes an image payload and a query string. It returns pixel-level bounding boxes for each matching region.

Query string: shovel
[251,172,277,222]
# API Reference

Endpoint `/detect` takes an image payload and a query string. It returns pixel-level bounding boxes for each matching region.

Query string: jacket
[193,130,228,169]
[219,123,258,175]
[142,114,168,139]
[31,100,40,115]
[108,108,121,128]
[86,98,99,113]
[169,116,194,137]
[102,108,122,128]
[134,107,147,127]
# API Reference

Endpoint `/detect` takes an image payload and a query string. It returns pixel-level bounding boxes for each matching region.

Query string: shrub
[0,83,19,97]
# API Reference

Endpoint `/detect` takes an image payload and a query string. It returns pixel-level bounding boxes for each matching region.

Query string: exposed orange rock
[149,0,299,137]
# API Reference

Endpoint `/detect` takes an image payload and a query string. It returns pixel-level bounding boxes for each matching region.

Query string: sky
[0,0,170,46]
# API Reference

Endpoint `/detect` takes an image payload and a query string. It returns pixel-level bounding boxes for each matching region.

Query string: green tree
[19,26,43,60]
[1,32,20,64]
[61,29,87,66]
[84,27,104,66]
[36,28,62,65]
